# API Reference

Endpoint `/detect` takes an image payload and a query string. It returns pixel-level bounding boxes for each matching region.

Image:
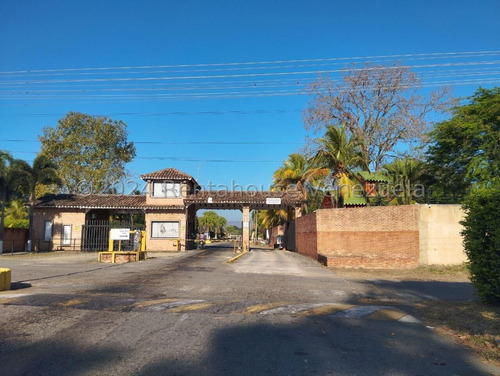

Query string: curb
[226,251,249,264]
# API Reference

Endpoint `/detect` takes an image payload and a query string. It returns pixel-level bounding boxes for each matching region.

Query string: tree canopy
[39,112,136,194]
[304,63,452,171]
[198,211,227,238]
[426,87,500,202]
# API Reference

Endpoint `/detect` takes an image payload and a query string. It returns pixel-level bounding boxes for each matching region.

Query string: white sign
[266,197,281,205]
[110,228,130,240]
[208,197,213,203]
[243,221,249,228]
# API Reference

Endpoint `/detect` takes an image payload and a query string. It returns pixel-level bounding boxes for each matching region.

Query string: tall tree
[313,124,367,202]
[426,87,500,203]
[198,211,226,238]
[273,153,329,212]
[39,112,136,193]
[13,154,61,248]
[383,157,425,205]
[258,209,287,229]
[0,151,13,253]
[304,63,452,171]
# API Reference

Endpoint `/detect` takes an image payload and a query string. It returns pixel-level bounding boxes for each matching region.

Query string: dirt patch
[415,300,500,367]
[333,263,500,368]
[332,264,470,282]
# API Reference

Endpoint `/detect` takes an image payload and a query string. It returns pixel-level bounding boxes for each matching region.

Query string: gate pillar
[242,205,250,251]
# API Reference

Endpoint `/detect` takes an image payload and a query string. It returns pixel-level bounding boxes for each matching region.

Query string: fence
[2,228,28,253]
[82,220,145,252]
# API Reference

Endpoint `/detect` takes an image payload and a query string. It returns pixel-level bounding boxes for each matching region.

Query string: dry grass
[332,264,470,282]
[415,300,500,367]
[333,263,500,367]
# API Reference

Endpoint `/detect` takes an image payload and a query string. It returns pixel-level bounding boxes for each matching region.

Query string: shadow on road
[137,317,494,376]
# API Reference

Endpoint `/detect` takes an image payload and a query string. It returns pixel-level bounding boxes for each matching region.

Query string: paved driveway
[0,245,497,375]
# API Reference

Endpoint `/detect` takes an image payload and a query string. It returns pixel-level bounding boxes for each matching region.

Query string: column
[242,205,250,252]
[295,206,302,219]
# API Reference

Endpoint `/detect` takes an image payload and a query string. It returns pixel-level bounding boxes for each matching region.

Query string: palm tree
[273,153,329,213]
[383,158,425,205]
[258,209,287,229]
[313,124,367,205]
[0,151,13,253]
[12,154,61,248]
[5,200,29,222]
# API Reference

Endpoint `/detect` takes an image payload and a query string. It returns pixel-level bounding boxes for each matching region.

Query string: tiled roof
[185,190,305,205]
[140,168,198,184]
[358,171,389,183]
[343,196,367,206]
[34,194,184,210]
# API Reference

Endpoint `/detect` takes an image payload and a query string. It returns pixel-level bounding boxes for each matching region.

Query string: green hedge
[4,219,29,229]
[461,186,500,304]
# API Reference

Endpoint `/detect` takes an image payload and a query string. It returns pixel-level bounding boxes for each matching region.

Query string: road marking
[332,305,390,318]
[398,314,422,324]
[299,304,355,316]
[131,298,179,309]
[259,303,329,315]
[167,302,213,313]
[366,308,407,321]
[57,298,92,307]
[240,302,291,314]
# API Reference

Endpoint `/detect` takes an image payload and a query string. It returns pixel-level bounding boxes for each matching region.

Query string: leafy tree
[0,151,13,252]
[426,87,500,203]
[39,112,136,193]
[258,209,287,229]
[198,211,226,239]
[313,124,367,204]
[225,225,241,236]
[461,185,500,304]
[12,154,61,246]
[273,153,329,213]
[304,63,452,171]
[4,200,29,229]
[383,157,426,205]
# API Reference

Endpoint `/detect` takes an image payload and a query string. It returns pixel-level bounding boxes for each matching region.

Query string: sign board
[207,197,213,203]
[266,197,281,205]
[110,228,130,241]
[243,221,249,228]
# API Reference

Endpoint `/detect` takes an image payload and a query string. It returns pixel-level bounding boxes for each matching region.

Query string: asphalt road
[0,244,497,375]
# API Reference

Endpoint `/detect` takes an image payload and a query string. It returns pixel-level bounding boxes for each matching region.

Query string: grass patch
[415,300,500,367]
[332,264,470,282]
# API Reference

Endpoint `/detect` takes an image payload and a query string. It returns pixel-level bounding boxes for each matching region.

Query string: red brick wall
[3,228,28,252]
[296,206,420,269]
[295,213,318,259]
[269,225,285,247]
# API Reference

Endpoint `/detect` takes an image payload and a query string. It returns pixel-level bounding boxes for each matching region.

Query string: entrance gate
[81,220,145,252]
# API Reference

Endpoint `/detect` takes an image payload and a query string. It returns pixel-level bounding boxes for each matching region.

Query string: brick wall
[295,213,318,259]
[269,225,285,247]
[145,210,186,251]
[296,206,420,269]
[32,209,86,251]
[3,228,28,252]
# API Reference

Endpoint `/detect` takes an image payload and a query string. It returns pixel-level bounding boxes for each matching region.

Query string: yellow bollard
[0,268,11,291]
[140,231,146,251]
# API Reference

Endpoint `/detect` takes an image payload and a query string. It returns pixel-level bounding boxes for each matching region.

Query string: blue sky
[1,0,499,220]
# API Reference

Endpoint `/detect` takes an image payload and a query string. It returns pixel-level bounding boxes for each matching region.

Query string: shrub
[4,218,29,229]
[461,185,500,304]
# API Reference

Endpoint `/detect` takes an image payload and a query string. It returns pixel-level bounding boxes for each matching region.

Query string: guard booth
[98,228,147,263]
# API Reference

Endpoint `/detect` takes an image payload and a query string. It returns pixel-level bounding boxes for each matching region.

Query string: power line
[3,52,500,79]
[1,50,499,75]
[3,59,500,85]
[0,139,302,145]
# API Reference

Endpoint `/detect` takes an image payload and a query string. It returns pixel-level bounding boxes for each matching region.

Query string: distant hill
[227,221,242,228]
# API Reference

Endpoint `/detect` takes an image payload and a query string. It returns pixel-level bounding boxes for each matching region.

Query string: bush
[4,218,29,229]
[461,186,500,304]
